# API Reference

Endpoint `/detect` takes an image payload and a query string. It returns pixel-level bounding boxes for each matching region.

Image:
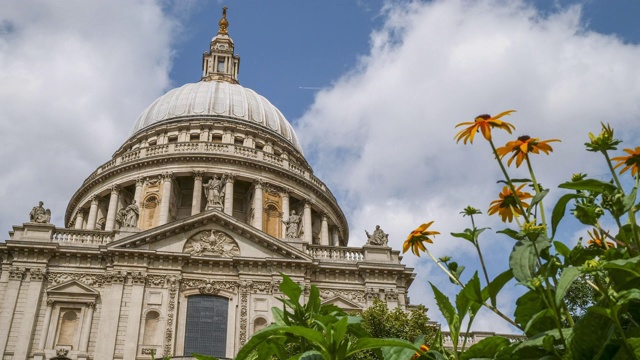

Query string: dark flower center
[518,135,531,142]
[476,114,491,121]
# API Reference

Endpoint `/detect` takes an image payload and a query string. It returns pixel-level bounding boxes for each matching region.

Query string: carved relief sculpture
[29,201,51,223]
[183,230,240,257]
[123,200,140,227]
[283,210,302,239]
[203,175,226,210]
[365,225,389,246]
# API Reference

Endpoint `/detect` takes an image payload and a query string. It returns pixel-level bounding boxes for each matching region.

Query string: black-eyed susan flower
[454,110,516,144]
[496,135,561,167]
[612,146,640,177]
[488,184,533,223]
[587,228,615,249]
[403,221,440,256]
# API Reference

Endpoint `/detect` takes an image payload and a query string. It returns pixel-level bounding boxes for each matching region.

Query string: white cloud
[0,1,178,230]
[297,0,640,331]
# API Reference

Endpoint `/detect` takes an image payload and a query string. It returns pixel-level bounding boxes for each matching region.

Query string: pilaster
[320,213,329,246]
[191,171,204,215]
[303,201,313,244]
[93,271,126,360]
[0,267,25,355]
[105,185,120,231]
[252,180,263,229]
[86,196,99,230]
[159,172,174,225]
[281,190,290,239]
[224,173,235,215]
[123,272,146,359]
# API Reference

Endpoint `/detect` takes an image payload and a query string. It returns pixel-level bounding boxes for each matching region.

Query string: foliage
[233,274,429,360]
[404,118,640,359]
[351,298,437,359]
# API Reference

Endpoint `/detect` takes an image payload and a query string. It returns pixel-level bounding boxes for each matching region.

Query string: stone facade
[0,9,415,360]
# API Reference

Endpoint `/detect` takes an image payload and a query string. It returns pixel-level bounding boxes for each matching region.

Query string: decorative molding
[163,275,180,357]
[180,279,237,294]
[130,271,147,285]
[238,280,251,345]
[385,288,399,301]
[224,172,236,183]
[105,270,127,284]
[161,172,175,182]
[183,230,240,257]
[29,268,46,281]
[47,272,107,287]
[9,267,25,280]
[319,288,366,304]
[192,170,205,181]
[141,348,157,355]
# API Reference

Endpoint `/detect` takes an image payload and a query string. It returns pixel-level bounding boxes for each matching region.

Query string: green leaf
[451,229,475,242]
[616,288,640,307]
[460,336,512,360]
[553,241,571,259]
[559,178,617,193]
[482,269,514,308]
[555,267,582,307]
[604,257,640,290]
[430,283,459,338]
[523,308,555,334]
[570,307,616,359]
[509,237,550,282]
[528,189,549,215]
[279,274,303,303]
[298,350,325,360]
[514,328,572,352]
[551,193,583,238]
[331,317,349,350]
[191,354,219,360]
[514,291,547,334]
[348,337,418,357]
[497,228,523,241]
[624,187,638,212]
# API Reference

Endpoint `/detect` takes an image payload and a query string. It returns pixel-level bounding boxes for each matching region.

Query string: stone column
[191,171,204,215]
[331,226,340,246]
[303,201,313,244]
[78,301,96,357]
[320,214,330,246]
[0,267,24,355]
[224,173,235,215]
[34,299,54,359]
[94,272,126,360]
[74,209,85,230]
[281,191,290,239]
[86,196,99,230]
[105,186,120,231]
[134,177,144,205]
[123,274,146,359]
[159,173,174,225]
[252,180,263,229]
[13,268,46,359]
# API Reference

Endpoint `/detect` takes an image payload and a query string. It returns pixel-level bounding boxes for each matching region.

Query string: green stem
[489,139,529,223]
[525,155,547,227]
[613,311,638,359]
[470,215,491,287]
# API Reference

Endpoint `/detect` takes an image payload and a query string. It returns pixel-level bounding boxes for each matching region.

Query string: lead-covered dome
[130,81,302,152]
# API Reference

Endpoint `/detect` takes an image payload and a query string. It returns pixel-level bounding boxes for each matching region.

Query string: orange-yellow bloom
[403,221,440,257]
[411,344,430,359]
[587,228,615,249]
[612,146,640,177]
[454,110,516,144]
[496,135,561,167]
[488,184,533,223]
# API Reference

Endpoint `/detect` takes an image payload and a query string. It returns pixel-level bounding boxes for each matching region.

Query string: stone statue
[365,225,388,246]
[29,201,51,223]
[124,200,139,227]
[283,210,302,239]
[203,175,225,210]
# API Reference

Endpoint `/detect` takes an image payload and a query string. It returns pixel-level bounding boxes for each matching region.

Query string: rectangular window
[185,295,228,357]
[217,58,226,73]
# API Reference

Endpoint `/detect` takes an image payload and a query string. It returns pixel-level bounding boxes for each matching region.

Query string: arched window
[184,295,228,357]
[141,195,158,229]
[263,203,281,238]
[56,309,80,347]
[142,311,160,345]
[253,317,268,334]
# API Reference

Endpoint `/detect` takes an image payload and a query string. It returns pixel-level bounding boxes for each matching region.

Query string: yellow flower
[488,184,533,223]
[454,110,516,144]
[587,228,615,249]
[411,344,430,359]
[496,135,561,167]
[403,221,440,257]
[612,146,640,177]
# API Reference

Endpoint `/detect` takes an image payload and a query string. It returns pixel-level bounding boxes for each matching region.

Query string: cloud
[0,1,178,231]
[297,0,640,331]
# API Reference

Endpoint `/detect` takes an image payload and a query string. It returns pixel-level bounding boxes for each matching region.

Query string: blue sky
[1,0,640,332]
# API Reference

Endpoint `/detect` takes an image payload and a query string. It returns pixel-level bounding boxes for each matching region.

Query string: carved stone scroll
[183,230,240,257]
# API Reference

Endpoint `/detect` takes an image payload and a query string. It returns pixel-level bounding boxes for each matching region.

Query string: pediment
[322,295,363,312]
[107,210,312,261]
[47,280,99,302]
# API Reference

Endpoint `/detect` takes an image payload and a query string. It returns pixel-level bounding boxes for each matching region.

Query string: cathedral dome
[129,81,303,153]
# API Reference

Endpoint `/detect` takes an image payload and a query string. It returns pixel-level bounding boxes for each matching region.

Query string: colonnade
[72,172,340,246]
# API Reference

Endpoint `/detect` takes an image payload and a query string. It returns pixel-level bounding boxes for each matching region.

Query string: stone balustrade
[441,331,525,350]
[84,142,337,203]
[305,245,365,261]
[51,228,115,245]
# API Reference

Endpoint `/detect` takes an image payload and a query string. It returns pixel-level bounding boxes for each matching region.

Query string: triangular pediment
[47,280,100,300]
[107,210,312,261]
[322,295,363,312]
